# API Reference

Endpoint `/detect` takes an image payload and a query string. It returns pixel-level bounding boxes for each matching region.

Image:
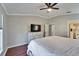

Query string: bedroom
[0,3,79,56]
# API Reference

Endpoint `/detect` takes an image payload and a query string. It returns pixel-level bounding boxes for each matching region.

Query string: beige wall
[7,14,79,48]
[7,15,48,47]
[48,14,79,37]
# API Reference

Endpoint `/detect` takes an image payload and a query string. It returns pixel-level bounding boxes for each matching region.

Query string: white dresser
[27,32,43,43]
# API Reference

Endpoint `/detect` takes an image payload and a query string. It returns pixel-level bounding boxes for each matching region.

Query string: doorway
[69,22,79,39]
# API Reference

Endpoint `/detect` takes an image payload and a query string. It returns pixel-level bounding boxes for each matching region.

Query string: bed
[27,36,79,56]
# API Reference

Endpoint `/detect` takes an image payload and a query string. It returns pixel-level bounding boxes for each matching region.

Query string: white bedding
[27,36,79,56]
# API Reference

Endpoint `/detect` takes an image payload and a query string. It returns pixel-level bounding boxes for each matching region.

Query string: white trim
[8,42,27,49]
[0,50,2,54]
[0,48,8,56]
[7,13,48,19]
[0,3,8,15]
[2,48,8,56]
[0,4,49,19]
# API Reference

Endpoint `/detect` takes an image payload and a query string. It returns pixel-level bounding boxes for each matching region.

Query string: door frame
[67,20,79,38]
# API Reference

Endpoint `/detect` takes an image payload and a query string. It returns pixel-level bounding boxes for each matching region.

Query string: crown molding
[7,13,49,19]
[1,3,8,15]
[0,4,48,19]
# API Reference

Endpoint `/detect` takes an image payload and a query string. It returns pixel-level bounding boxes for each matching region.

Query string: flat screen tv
[31,24,41,32]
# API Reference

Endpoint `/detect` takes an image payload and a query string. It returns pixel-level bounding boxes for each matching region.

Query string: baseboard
[3,48,8,56]
[0,48,8,56]
[8,42,27,49]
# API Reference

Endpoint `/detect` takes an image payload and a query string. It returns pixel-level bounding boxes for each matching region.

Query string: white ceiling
[1,3,79,19]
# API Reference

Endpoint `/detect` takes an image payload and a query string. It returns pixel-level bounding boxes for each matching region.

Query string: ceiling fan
[40,3,59,12]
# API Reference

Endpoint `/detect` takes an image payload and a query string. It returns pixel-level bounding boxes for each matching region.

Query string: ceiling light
[47,8,52,12]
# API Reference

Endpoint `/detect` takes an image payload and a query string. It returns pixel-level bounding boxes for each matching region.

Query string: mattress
[27,36,79,56]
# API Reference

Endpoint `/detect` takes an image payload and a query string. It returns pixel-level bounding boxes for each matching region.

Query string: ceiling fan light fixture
[40,3,59,12]
[47,8,52,12]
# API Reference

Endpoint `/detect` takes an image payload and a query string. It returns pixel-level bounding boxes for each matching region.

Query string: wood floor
[5,44,28,56]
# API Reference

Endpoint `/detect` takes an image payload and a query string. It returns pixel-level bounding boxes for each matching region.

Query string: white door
[0,30,3,53]
[0,14,3,54]
[50,24,55,36]
[44,24,55,37]
[76,26,79,39]
[44,24,49,37]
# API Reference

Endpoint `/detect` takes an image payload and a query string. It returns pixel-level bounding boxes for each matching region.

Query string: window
[0,14,3,54]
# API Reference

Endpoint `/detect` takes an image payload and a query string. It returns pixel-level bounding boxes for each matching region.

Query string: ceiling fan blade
[52,7,59,10]
[51,3,58,7]
[45,3,49,7]
[40,8,48,10]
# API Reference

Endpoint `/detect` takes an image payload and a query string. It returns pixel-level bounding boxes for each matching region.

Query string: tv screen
[31,24,41,32]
